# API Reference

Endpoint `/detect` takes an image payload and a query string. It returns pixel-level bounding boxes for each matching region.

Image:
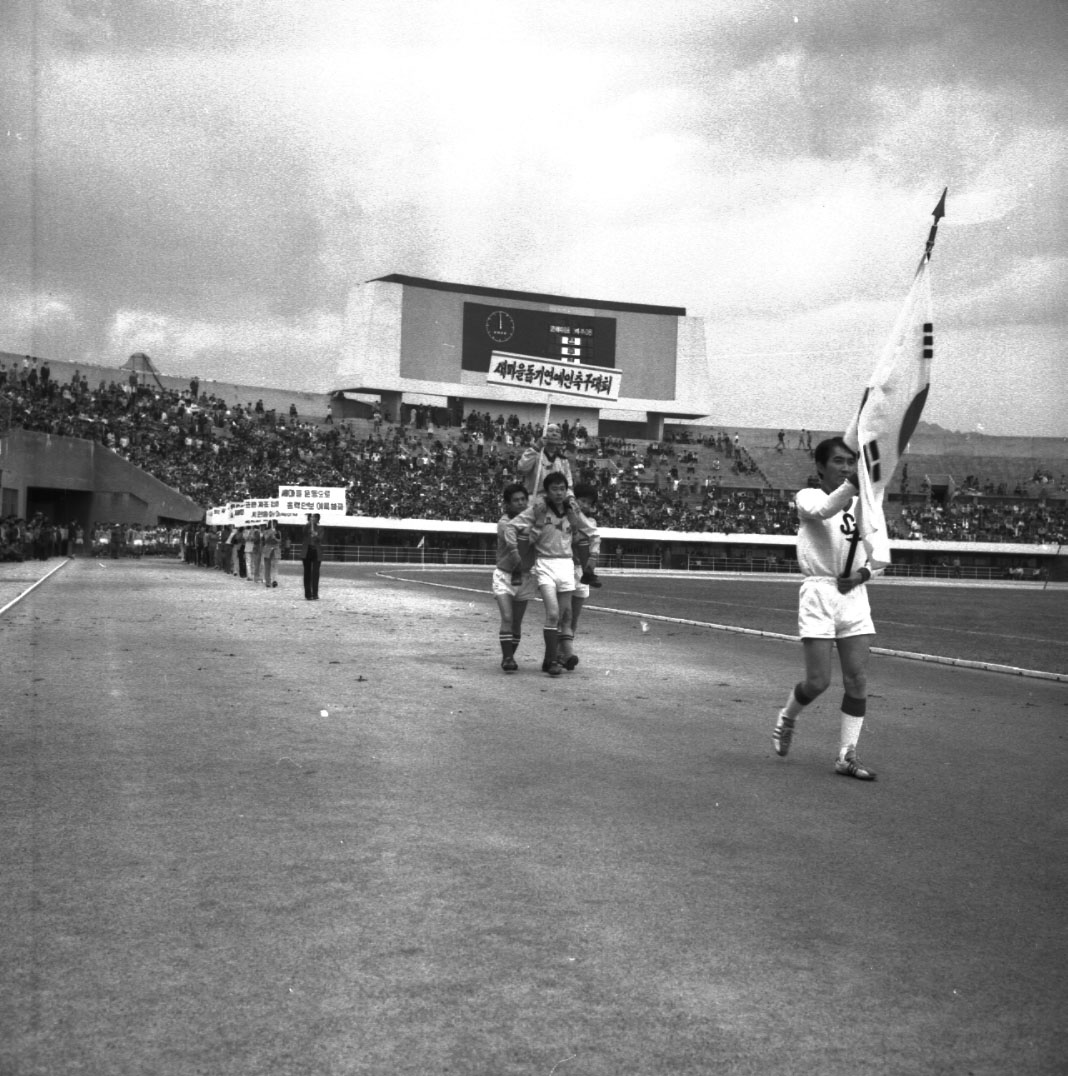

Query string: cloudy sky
[3,0,1066,435]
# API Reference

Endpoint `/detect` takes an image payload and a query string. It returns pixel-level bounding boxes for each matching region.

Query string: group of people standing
[215,521,284,587]
[186,514,321,599]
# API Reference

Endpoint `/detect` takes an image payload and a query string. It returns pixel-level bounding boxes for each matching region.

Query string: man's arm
[501,503,538,570]
[795,480,857,521]
[515,444,541,477]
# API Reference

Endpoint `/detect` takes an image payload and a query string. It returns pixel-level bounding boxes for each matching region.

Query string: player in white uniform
[492,483,538,672]
[557,482,602,671]
[772,436,881,780]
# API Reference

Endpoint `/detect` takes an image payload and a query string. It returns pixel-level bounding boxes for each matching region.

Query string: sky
[2,0,1066,436]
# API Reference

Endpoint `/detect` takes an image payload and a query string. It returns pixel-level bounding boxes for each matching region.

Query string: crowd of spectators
[2,355,1065,548]
[891,497,1066,544]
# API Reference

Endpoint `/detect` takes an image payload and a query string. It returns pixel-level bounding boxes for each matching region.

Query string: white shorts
[492,568,539,603]
[534,556,577,594]
[798,577,875,640]
[572,563,589,600]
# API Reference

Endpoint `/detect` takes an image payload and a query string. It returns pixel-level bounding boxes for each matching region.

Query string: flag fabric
[843,259,934,568]
[416,535,425,549]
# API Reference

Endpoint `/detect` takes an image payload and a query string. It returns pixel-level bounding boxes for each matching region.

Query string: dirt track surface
[3,559,1066,1075]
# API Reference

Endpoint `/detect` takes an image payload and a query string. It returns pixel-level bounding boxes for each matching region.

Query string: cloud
[0,0,1065,435]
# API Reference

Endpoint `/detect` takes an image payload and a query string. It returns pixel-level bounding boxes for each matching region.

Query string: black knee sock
[542,628,559,665]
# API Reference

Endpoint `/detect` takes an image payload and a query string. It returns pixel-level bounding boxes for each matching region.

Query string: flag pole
[843,188,947,579]
[917,187,947,274]
[531,393,553,495]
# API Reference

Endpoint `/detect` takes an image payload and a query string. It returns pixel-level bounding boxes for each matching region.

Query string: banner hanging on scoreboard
[487,351,622,401]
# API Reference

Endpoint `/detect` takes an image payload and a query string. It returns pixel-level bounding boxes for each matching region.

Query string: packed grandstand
[1,355,1066,566]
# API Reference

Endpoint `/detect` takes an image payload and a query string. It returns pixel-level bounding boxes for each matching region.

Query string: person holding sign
[261,520,281,588]
[516,423,572,496]
[300,513,322,600]
[771,437,881,781]
[502,472,598,677]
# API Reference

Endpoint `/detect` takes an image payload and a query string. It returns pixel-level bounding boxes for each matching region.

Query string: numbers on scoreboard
[549,323,594,363]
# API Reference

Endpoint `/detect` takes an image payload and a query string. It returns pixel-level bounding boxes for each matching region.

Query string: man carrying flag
[770,190,946,782]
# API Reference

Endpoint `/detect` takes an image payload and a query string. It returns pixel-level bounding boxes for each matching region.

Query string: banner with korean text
[487,351,621,402]
[244,498,282,524]
[276,486,349,526]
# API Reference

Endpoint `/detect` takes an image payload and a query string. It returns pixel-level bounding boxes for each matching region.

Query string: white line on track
[375,568,1068,683]
[0,558,70,616]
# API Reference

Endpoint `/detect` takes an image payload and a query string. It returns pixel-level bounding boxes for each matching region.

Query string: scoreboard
[461,302,617,373]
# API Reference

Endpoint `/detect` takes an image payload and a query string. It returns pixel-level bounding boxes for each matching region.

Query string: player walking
[772,436,880,780]
[502,472,598,677]
[493,483,537,672]
[558,482,602,671]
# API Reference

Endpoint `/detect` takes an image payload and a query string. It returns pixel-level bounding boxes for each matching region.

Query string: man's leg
[511,599,528,660]
[560,594,585,670]
[833,634,876,780]
[495,592,519,671]
[773,639,833,756]
[540,585,563,675]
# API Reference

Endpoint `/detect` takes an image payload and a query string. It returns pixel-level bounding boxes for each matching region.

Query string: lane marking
[375,570,1068,683]
[0,559,70,617]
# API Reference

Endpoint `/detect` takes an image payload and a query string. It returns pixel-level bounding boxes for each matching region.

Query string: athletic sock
[511,632,521,653]
[558,632,574,658]
[542,628,559,666]
[839,695,867,758]
[499,632,515,658]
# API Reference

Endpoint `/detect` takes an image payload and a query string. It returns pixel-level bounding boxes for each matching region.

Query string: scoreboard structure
[335,274,712,437]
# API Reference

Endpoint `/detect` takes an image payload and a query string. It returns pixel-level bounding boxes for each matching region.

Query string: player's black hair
[813,436,855,467]
[542,471,569,491]
[502,482,528,503]
[572,482,598,504]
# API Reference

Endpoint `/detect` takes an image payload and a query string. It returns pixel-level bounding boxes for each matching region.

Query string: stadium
[1,278,1065,582]
[3,286,1067,1076]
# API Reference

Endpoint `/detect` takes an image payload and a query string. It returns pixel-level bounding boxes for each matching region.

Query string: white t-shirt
[795,482,867,578]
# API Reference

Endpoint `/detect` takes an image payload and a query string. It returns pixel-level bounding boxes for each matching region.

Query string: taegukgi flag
[843,258,933,568]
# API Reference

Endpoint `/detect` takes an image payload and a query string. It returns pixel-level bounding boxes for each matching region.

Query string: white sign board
[487,351,621,402]
[276,486,349,526]
[244,498,282,524]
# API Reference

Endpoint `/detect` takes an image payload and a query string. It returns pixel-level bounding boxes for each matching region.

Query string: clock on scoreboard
[461,302,616,372]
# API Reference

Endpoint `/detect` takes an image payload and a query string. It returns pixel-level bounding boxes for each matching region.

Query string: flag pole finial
[924,187,948,263]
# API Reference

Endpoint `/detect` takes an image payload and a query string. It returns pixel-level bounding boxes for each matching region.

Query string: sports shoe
[501,656,518,672]
[546,661,564,677]
[771,709,795,757]
[563,654,579,671]
[835,747,877,781]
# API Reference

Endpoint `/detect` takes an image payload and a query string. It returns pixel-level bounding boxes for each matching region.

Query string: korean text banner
[487,351,622,401]
[276,486,349,525]
[244,498,282,524]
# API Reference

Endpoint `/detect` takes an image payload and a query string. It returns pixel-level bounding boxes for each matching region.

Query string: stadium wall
[0,428,203,528]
